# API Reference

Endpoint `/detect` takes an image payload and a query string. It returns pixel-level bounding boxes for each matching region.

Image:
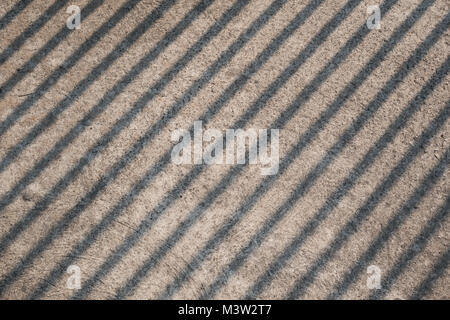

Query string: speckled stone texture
[0,0,448,300]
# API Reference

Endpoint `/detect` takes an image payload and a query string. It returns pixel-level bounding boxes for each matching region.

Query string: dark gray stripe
[410,246,450,299]
[164,0,429,300]
[0,0,170,178]
[242,14,450,299]
[0,0,106,103]
[0,0,32,31]
[283,117,450,300]
[108,0,369,300]
[0,0,251,273]
[0,0,190,252]
[49,0,333,299]
[0,0,214,216]
[329,116,450,299]
[0,0,69,65]
[60,0,331,300]
[0,0,444,302]
[203,56,449,301]
[0,0,227,293]
[23,0,292,299]
[367,195,450,300]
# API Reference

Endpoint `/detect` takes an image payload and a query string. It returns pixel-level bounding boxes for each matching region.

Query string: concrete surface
[0,0,448,299]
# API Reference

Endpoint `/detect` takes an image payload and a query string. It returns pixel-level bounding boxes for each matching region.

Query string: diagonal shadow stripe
[21,0,294,299]
[0,0,106,103]
[0,0,226,258]
[241,15,450,299]
[410,246,450,300]
[0,0,148,138]
[366,195,450,300]
[0,0,212,214]
[329,122,450,299]
[282,114,450,300]
[102,0,376,300]
[0,0,32,31]
[0,0,250,264]
[40,0,343,300]
[203,57,449,301]
[162,0,431,299]
[0,0,69,65]
[0,0,293,223]
[20,0,446,302]
[30,0,331,300]
[0,0,169,177]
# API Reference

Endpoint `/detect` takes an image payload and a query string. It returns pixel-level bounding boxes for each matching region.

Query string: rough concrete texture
[0,0,448,299]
